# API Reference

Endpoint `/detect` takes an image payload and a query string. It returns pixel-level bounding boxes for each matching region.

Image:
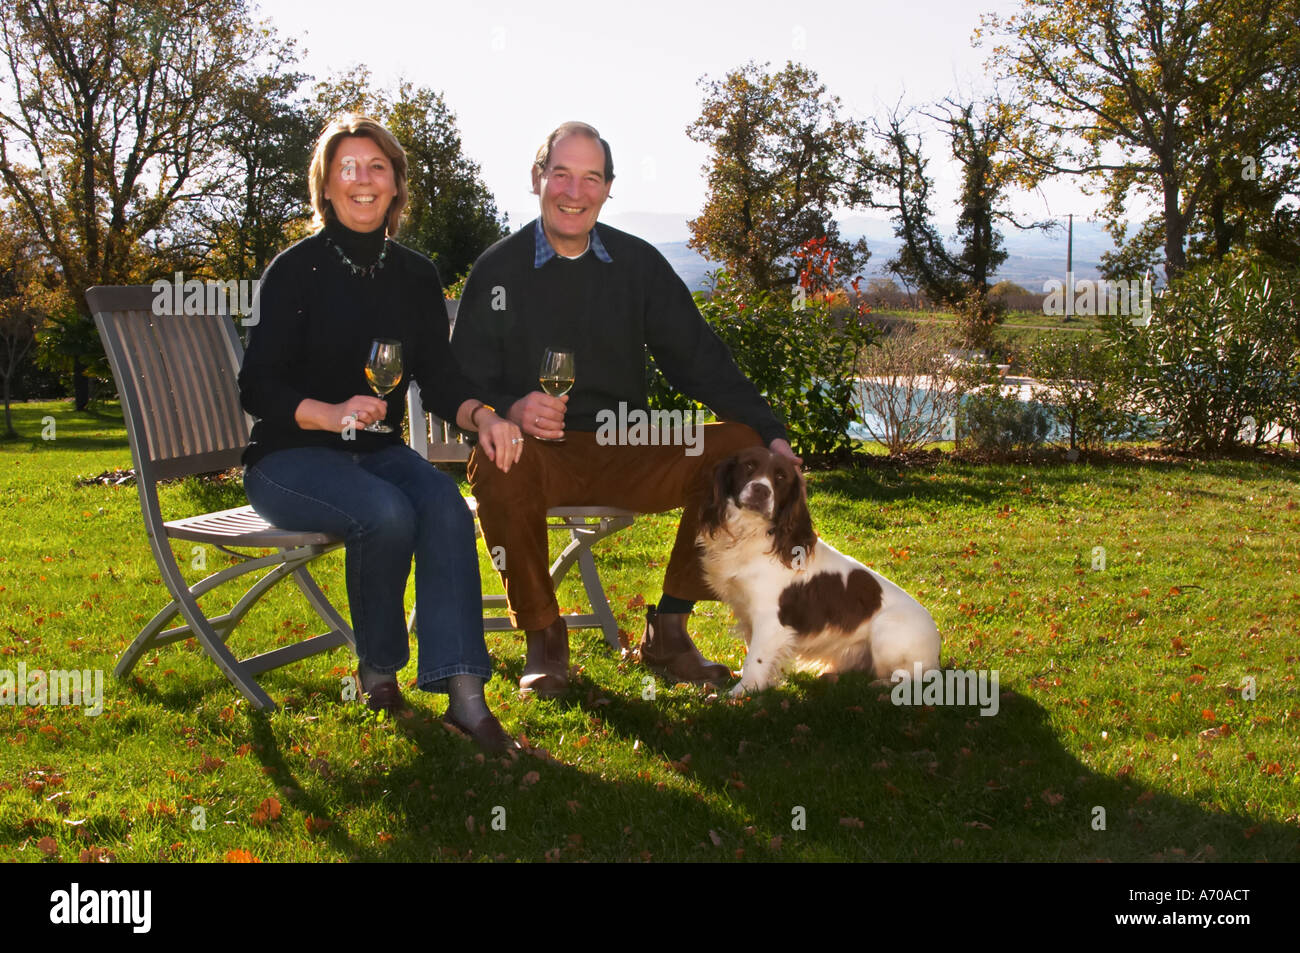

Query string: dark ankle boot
[639,607,731,684]
[519,616,569,698]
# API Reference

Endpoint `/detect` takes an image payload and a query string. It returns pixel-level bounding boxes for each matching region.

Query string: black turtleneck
[238,219,478,467]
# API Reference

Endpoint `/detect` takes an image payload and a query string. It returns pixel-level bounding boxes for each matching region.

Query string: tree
[385,82,508,280]
[201,43,316,281]
[687,61,869,294]
[0,207,59,436]
[868,98,1033,349]
[981,0,1300,280]
[311,70,508,280]
[0,0,265,408]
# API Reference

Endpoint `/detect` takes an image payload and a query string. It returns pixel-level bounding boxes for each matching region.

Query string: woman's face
[324,135,397,234]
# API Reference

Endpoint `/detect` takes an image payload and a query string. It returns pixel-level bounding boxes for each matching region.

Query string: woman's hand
[476,411,524,473]
[295,396,388,433]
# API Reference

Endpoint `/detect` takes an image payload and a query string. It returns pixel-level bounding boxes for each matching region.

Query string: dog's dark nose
[739,481,770,509]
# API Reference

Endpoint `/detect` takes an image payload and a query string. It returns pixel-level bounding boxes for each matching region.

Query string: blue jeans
[244,444,490,692]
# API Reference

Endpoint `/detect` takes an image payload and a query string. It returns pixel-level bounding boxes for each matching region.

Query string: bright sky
[254,0,1099,238]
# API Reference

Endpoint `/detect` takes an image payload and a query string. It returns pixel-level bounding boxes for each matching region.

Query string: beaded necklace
[325,236,388,278]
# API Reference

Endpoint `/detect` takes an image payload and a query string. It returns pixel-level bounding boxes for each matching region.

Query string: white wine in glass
[538,348,574,442]
[364,338,403,433]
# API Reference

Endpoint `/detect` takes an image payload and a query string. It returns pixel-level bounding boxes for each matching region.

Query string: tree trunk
[73,356,89,411]
[1163,179,1188,280]
[3,374,14,438]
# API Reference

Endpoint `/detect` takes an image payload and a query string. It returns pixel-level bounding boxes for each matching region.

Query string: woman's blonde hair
[308,113,409,235]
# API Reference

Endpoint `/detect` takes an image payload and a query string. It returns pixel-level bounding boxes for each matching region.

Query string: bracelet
[469,403,494,429]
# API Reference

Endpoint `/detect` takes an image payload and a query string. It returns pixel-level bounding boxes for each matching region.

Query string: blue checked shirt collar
[533,218,612,268]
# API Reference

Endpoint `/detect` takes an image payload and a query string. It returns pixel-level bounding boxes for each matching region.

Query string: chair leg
[118,544,350,711]
[548,516,634,649]
[577,544,622,649]
[291,561,356,650]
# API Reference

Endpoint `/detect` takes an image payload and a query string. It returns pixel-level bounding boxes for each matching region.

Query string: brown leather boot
[519,616,569,698]
[639,607,732,684]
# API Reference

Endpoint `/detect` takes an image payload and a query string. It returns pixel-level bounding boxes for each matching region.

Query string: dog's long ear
[772,469,816,568]
[699,455,736,538]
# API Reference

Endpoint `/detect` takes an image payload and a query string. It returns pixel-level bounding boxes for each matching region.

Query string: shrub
[1107,259,1300,451]
[1027,333,1133,451]
[952,287,1006,352]
[957,387,1051,452]
[855,323,967,455]
[647,269,877,461]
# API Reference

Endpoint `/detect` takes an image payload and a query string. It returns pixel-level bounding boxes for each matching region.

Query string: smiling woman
[236,113,523,754]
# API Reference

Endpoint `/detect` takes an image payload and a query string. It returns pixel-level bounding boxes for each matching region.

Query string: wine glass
[537,347,575,443]
[363,338,403,433]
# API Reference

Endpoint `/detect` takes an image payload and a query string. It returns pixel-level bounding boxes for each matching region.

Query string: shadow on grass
[2,403,128,453]
[63,653,1298,862]
[813,451,1299,515]
[574,667,1297,862]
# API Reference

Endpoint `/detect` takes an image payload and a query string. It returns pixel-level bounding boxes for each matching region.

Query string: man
[451,121,800,697]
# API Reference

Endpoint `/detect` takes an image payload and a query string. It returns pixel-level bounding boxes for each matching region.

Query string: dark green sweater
[239,219,477,467]
[450,220,787,445]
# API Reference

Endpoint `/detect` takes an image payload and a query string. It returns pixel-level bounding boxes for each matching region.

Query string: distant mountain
[650,214,1118,292]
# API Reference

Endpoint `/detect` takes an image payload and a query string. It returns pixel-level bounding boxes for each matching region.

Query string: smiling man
[451,121,799,697]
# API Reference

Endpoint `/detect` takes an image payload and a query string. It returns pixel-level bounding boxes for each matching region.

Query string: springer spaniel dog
[698,447,941,696]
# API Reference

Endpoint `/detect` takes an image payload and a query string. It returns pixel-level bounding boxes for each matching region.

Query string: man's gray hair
[533,121,615,183]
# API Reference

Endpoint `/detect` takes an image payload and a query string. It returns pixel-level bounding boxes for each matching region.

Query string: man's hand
[769,438,802,466]
[509,391,568,441]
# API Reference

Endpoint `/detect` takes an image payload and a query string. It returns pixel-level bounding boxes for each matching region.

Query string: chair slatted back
[408,298,472,463]
[87,286,249,482]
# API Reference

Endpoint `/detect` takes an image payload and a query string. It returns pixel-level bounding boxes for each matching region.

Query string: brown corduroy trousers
[466,422,762,630]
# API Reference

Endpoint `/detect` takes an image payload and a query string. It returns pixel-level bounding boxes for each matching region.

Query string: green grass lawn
[2,401,1297,862]
[868,309,1103,366]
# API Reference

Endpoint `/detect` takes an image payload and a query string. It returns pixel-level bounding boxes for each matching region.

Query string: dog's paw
[728,681,749,699]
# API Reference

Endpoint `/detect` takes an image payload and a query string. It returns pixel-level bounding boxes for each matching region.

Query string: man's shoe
[444,710,520,755]
[357,668,408,716]
[639,607,732,684]
[519,617,569,698]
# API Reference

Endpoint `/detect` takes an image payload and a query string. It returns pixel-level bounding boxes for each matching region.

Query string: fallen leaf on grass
[1041,789,1065,806]
[520,771,540,787]
[197,754,225,774]
[839,817,864,828]
[224,849,260,863]
[250,797,281,826]
[304,816,333,835]
[707,830,722,847]
[37,836,58,858]
[965,821,992,830]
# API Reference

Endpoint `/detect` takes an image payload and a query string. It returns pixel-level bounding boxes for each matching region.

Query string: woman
[238,114,523,754]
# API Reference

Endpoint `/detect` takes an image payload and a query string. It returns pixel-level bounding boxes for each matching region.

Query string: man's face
[532,133,612,256]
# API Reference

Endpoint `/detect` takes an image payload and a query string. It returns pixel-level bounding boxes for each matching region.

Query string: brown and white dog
[698,447,941,696]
